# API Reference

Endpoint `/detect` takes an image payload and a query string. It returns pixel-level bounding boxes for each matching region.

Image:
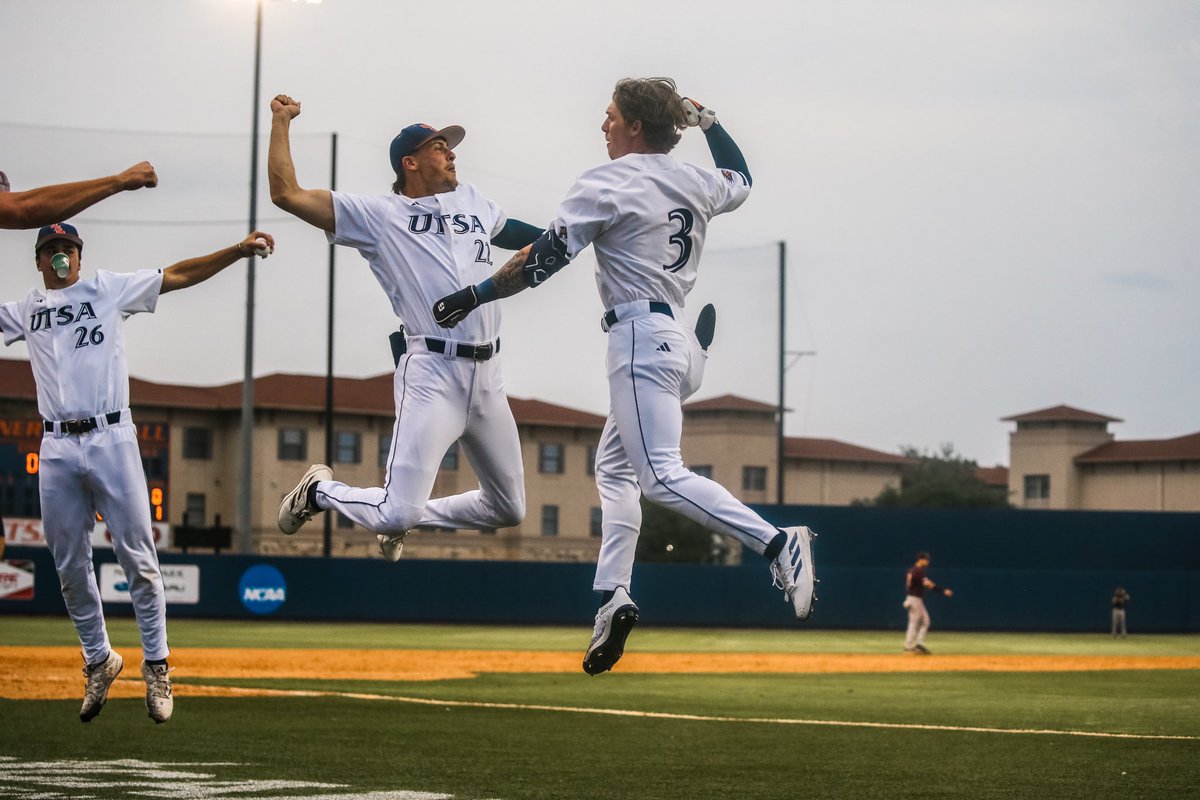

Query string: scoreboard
[0,417,169,522]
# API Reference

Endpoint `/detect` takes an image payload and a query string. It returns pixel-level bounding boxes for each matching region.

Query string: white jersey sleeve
[0,300,25,346]
[552,167,619,260]
[328,191,389,257]
[98,269,164,318]
[697,165,752,217]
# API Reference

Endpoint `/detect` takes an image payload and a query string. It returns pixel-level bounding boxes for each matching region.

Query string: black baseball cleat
[583,588,639,675]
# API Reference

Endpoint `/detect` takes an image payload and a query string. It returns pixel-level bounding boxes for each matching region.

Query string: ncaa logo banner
[239,564,287,614]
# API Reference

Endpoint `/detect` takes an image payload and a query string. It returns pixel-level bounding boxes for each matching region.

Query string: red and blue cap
[35,222,84,253]
[389,123,465,174]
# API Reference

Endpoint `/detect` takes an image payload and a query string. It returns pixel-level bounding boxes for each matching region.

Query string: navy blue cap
[35,222,83,252]
[389,123,465,173]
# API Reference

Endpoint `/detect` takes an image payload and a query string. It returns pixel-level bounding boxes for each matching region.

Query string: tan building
[2,359,914,560]
[1005,404,1200,511]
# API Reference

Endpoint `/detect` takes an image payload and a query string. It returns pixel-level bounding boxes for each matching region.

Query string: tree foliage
[635,498,734,564]
[863,443,1009,509]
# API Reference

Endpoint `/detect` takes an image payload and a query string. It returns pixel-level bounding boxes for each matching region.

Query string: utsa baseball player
[0,162,158,230]
[432,78,817,675]
[0,221,276,722]
[267,94,541,555]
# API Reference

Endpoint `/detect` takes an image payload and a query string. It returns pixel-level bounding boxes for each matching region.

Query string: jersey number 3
[663,208,695,273]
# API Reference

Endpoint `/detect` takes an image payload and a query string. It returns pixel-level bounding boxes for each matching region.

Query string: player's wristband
[475,279,499,304]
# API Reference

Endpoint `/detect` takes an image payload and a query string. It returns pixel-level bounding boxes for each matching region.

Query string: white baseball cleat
[79,650,123,722]
[277,464,332,534]
[141,661,174,724]
[770,526,817,620]
[583,587,639,675]
[376,532,410,562]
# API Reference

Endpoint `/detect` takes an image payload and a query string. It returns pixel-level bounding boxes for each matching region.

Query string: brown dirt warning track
[3,646,1199,701]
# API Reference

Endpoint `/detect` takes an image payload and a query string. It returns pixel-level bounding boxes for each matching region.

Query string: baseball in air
[252,239,273,258]
[666,544,674,552]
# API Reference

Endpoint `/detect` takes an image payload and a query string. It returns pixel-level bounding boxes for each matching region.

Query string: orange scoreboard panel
[0,417,169,522]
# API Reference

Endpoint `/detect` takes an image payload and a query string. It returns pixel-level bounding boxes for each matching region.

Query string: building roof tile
[1001,404,1123,424]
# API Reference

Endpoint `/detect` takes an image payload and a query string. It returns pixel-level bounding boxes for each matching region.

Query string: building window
[589,506,603,538]
[441,441,460,471]
[743,466,767,491]
[539,443,565,474]
[278,428,307,461]
[541,504,559,536]
[691,464,713,479]
[378,433,392,468]
[337,512,355,529]
[335,431,361,464]
[586,445,598,476]
[1024,474,1051,500]
[183,493,206,527]
[182,427,213,460]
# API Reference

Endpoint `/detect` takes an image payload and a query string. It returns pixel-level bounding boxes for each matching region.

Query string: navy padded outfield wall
[4,505,1197,631]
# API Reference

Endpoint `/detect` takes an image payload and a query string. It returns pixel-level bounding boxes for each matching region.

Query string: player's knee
[490,493,525,528]
[377,503,422,535]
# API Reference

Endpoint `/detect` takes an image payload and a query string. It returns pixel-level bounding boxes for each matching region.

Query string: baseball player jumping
[432,78,817,675]
[268,95,542,556]
[0,221,276,723]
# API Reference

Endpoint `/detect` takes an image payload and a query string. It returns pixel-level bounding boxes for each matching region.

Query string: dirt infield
[4,646,1199,702]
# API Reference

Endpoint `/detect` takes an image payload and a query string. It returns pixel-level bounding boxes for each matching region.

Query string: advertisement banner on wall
[0,560,35,600]
[98,563,200,605]
[3,518,171,550]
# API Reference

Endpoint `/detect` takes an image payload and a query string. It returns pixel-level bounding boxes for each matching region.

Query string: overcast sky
[2,0,1197,467]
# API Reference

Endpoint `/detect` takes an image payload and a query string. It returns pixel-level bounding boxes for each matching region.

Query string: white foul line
[193,684,1199,742]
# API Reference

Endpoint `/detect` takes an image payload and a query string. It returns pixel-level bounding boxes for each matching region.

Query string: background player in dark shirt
[904,551,952,654]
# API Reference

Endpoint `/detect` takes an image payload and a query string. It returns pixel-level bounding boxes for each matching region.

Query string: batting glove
[433,286,480,328]
[681,97,717,131]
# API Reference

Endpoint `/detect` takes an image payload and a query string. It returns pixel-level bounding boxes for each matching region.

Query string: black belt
[44,411,122,435]
[425,337,499,361]
[603,301,673,328]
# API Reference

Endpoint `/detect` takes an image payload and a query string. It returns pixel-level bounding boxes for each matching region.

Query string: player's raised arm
[268,94,335,232]
[681,97,752,186]
[432,225,572,328]
[0,163,158,230]
[159,231,275,294]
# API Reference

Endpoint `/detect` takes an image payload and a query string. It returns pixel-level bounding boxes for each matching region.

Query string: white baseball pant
[593,302,780,592]
[316,344,525,533]
[904,595,931,649]
[39,412,169,665]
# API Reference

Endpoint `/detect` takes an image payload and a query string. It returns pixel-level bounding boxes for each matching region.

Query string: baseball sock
[600,590,615,604]
[306,483,321,511]
[763,530,787,561]
[145,658,168,666]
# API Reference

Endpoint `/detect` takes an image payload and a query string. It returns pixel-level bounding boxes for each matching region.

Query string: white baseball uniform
[548,154,778,592]
[313,183,525,533]
[0,269,168,664]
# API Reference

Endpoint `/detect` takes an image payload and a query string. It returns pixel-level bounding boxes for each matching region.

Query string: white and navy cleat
[277,464,331,534]
[583,587,639,675]
[770,526,817,620]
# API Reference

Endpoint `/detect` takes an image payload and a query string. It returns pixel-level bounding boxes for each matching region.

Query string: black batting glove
[433,286,480,328]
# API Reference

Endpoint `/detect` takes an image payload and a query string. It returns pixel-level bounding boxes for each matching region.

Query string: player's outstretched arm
[0,163,158,230]
[433,227,572,328]
[681,98,752,186]
[160,231,275,294]
[267,94,334,232]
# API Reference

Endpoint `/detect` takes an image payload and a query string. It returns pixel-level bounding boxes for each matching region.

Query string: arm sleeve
[491,218,544,250]
[326,191,386,256]
[104,269,164,317]
[703,122,752,186]
[0,301,25,346]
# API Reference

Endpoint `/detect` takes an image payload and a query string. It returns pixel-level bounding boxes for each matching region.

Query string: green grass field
[1,617,1198,800]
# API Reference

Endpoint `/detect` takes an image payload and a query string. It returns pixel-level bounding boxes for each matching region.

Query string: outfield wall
[2,505,1197,632]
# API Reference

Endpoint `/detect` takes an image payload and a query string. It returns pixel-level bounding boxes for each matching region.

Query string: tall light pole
[322,131,337,558]
[237,0,264,553]
[776,239,815,505]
